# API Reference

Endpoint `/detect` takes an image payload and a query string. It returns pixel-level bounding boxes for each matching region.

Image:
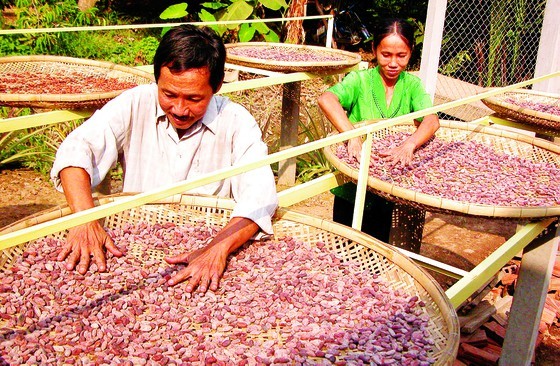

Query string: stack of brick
[453,255,560,365]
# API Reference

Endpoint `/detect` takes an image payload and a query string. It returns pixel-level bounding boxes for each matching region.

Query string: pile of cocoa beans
[335,132,560,207]
[0,71,139,95]
[505,97,560,116]
[0,220,436,365]
[228,46,346,63]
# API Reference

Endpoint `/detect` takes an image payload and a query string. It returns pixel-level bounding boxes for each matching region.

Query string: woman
[318,18,439,248]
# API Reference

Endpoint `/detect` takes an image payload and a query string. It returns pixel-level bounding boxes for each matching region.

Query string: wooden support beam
[499,222,559,365]
[277,81,301,186]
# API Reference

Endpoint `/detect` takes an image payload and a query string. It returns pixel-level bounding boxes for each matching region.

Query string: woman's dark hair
[372,18,415,52]
[153,24,226,93]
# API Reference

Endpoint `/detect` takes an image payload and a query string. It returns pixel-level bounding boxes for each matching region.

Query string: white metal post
[326,16,334,48]
[418,0,448,102]
[533,0,560,94]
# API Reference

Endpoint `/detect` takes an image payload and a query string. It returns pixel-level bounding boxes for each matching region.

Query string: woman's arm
[318,91,363,161]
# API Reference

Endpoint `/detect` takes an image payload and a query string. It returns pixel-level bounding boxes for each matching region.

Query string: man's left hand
[164,241,228,293]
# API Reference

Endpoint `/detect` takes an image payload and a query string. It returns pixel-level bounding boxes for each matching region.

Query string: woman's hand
[379,140,416,166]
[347,137,363,162]
[57,221,123,274]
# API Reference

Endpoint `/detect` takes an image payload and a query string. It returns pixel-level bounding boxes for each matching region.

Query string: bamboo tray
[0,194,459,365]
[225,42,361,73]
[0,55,155,110]
[481,88,560,130]
[324,120,560,219]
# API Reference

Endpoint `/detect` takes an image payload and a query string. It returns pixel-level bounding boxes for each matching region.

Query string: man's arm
[57,167,123,274]
[165,217,258,292]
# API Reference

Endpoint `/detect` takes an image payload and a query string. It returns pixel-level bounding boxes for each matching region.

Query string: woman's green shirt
[327,66,433,123]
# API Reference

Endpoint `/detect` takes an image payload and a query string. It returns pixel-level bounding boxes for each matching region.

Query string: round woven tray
[481,88,560,130]
[0,55,155,110]
[324,120,560,219]
[225,42,362,73]
[0,193,459,365]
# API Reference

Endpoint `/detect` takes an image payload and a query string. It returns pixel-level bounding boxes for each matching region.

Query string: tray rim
[225,42,362,72]
[0,192,459,365]
[481,88,560,128]
[324,120,560,219]
[0,55,155,108]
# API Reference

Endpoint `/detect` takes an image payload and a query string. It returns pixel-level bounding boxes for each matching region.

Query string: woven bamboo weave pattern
[324,120,560,219]
[225,42,361,73]
[0,55,154,109]
[482,89,560,130]
[0,194,459,365]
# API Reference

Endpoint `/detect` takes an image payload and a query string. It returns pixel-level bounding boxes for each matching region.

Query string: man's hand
[165,241,228,293]
[164,217,258,293]
[57,220,123,274]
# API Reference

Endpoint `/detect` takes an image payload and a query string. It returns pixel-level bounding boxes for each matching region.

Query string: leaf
[238,23,256,42]
[201,2,228,10]
[262,30,280,43]
[252,22,270,34]
[199,9,227,36]
[160,27,172,37]
[259,0,289,11]
[159,3,189,20]
[220,1,253,29]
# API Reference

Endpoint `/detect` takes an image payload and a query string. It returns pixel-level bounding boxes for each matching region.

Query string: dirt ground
[1,167,559,363]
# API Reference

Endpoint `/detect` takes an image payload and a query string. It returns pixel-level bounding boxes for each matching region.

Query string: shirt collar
[200,96,219,134]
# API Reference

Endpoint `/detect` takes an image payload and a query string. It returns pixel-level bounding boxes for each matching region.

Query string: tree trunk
[78,0,98,11]
[283,0,306,44]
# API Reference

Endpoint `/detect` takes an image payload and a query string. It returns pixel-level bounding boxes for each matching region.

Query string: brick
[458,343,500,365]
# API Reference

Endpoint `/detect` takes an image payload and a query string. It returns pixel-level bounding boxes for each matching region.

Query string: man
[50,24,278,293]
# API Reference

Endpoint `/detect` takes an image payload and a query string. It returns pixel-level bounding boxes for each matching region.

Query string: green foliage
[22,120,84,175]
[439,50,472,76]
[0,107,85,174]
[0,127,52,170]
[0,0,156,66]
[296,108,334,183]
[158,0,288,42]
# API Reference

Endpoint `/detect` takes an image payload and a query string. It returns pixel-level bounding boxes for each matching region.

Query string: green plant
[159,1,289,42]
[295,105,334,183]
[0,127,52,169]
[0,107,85,175]
[23,120,84,175]
[0,0,153,65]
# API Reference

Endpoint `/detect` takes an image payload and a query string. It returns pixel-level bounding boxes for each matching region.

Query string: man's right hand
[57,220,123,274]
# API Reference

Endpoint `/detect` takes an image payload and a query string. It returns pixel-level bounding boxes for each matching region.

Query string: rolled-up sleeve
[50,91,132,192]
[227,105,278,234]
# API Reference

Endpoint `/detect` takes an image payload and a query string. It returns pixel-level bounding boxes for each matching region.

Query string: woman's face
[374,34,412,84]
[157,66,216,132]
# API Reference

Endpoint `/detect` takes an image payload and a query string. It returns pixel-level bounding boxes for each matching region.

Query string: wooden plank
[458,343,500,365]
[460,328,488,347]
[500,224,559,365]
[482,321,507,345]
[277,81,301,186]
[446,219,553,309]
[460,300,497,334]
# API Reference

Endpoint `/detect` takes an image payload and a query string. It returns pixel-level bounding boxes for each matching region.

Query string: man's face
[157,66,215,131]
